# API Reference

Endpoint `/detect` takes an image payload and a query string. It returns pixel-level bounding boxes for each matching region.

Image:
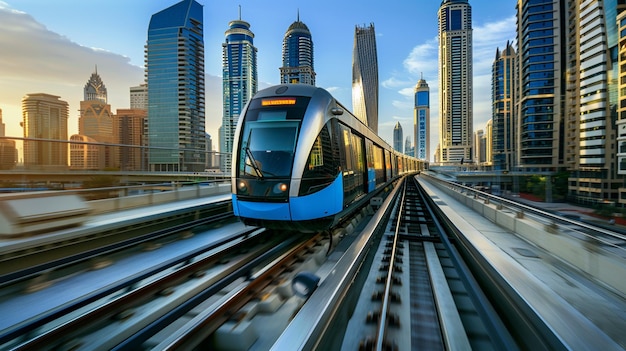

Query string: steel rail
[1,224,256,348]
[374,180,406,350]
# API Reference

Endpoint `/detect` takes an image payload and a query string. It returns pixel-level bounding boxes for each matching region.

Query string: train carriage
[231,84,426,232]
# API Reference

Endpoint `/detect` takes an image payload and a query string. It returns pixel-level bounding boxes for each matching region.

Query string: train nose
[235,200,292,221]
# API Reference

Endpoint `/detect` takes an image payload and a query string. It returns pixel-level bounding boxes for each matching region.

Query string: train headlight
[237,180,249,194]
[274,182,288,193]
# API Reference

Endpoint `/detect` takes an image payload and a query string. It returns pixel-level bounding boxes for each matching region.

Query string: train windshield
[240,121,299,178]
[237,96,310,179]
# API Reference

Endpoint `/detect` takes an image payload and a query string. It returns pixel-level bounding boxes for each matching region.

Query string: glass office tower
[393,122,403,153]
[221,15,257,172]
[516,0,565,172]
[280,13,315,85]
[146,0,205,172]
[438,0,473,164]
[492,42,515,171]
[352,23,379,133]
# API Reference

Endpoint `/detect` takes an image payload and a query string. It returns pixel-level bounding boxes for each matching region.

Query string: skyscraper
[84,67,107,103]
[352,23,379,132]
[0,108,4,137]
[0,108,17,170]
[21,93,68,169]
[146,0,205,172]
[114,108,147,171]
[566,0,623,204]
[221,11,257,172]
[280,13,315,85]
[130,83,148,110]
[78,69,113,144]
[515,0,564,173]
[405,136,413,157]
[438,0,473,164]
[393,121,403,153]
[492,42,515,171]
[414,76,430,161]
[71,69,114,170]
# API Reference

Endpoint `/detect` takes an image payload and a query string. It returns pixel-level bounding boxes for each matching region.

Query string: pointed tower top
[238,4,241,20]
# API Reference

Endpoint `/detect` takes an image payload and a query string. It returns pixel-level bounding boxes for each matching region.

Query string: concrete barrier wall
[423,176,625,295]
[88,183,231,214]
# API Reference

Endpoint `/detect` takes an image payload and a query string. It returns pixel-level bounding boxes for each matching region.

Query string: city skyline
[0,0,516,162]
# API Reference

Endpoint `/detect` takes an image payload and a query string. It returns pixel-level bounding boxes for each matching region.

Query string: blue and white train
[231,84,426,232]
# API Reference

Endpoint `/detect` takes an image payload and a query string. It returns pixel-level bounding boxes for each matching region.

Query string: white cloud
[0,4,225,144]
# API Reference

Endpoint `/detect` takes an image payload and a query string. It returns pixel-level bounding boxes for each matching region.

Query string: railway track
[1,175,623,350]
[338,176,516,350]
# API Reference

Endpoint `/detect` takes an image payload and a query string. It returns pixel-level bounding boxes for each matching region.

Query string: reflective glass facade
[280,17,315,85]
[146,0,205,172]
[393,122,403,153]
[221,19,257,172]
[516,0,564,170]
[352,23,379,133]
[492,42,515,171]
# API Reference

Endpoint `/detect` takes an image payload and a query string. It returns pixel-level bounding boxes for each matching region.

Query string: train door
[338,124,365,206]
[384,150,392,181]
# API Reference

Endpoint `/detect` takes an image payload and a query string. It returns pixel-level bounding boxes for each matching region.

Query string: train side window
[300,124,339,195]
[385,150,392,180]
[373,144,385,185]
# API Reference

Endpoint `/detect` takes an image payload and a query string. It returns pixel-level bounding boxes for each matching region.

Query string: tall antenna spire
[238,4,241,20]
[297,8,300,22]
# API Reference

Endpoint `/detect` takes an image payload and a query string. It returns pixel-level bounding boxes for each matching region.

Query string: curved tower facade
[280,14,315,85]
[146,0,205,172]
[221,15,257,172]
[438,0,473,164]
[352,23,379,132]
[393,121,403,153]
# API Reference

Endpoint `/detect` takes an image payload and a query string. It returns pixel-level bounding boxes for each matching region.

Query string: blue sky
[0,0,517,161]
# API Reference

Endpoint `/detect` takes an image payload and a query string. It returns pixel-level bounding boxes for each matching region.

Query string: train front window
[239,121,299,178]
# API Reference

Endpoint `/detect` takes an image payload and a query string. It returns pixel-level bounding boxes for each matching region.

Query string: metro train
[231,84,427,232]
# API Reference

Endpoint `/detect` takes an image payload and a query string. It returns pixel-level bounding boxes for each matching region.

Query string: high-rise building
[69,134,101,170]
[405,136,413,157]
[71,69,115,170]
[492,42,515,172]
[414,76,430,161]
[0,108,17,170]
[438,0,473,164]
[84,67,107,103]
[221,12,257,172]
[0,108,4,137]
[114,109,147,171]
[474,129,484,164]
[393,121,403,153]
[146,0,205,172]
[617,7,626,205]
[130,84,148,110]
[515,0,565,172]
[618,10,626,176]
[566,0,623,204]
[352,23,378,132]
[280,13,315,85]
[78,69,114,144]
[21,93,68,169]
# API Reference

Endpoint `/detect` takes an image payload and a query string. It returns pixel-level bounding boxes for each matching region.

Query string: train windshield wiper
[245,147,264,179]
